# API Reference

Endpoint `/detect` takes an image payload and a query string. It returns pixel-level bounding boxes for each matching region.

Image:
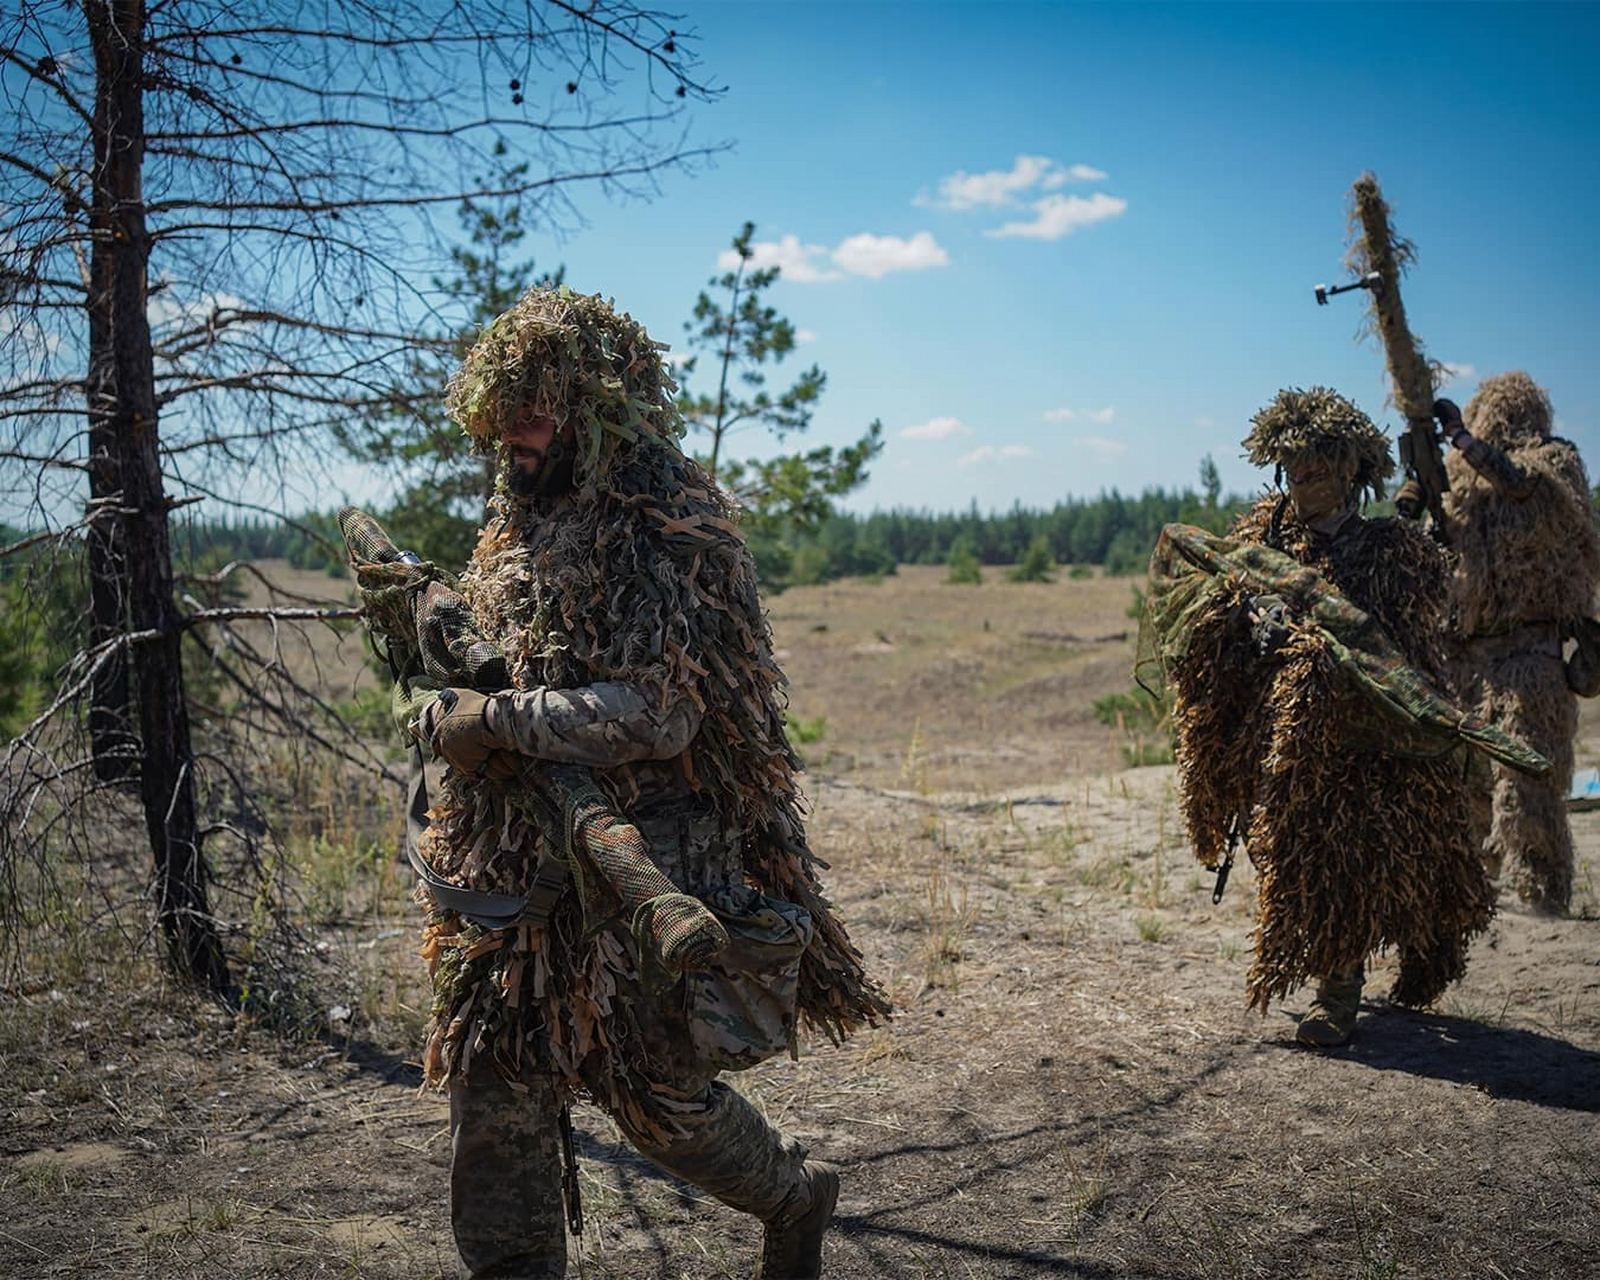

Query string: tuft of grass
[900,717,928,792]
[919,856,976,992]
[1094,686,1175,769]
[1121,741,1176,768]
[1135,913,1166,943]
[1441,992,1511,1028]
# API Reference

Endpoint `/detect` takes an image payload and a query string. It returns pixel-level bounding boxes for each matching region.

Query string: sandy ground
[3,564,1596,1278]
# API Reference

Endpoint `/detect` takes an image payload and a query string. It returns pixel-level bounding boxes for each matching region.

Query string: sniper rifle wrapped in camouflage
[1138,522,1550,776]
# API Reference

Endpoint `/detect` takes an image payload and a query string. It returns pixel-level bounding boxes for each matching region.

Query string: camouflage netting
[445,285,683,478]
[1446,371,1600,910]
[1447,371,1598,637]
[1461,370,1552,449]
[1243,387,1394,504]
[1344,172,1438,423]
[1144,498,1500,1009]
[418,287,889,1137]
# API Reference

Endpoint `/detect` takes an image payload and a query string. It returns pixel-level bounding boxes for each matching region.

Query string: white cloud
[1194,416,1215,429]
[794,328,818,344]
[718,234,842,283]
[1075,436,1127,456]
[1045,405,1114,423]
[987,192,1129,241]
[720,232,947,283]
[1438,361,1476,384]
[958,444,1036,466]
[918,156,1112,209]
[920,154,1059,210]
[831,231,949,278]
[900,415,971,441]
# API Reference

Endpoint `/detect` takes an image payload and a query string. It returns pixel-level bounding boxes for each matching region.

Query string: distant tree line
[775,459,1250,585]
[162,513,350,578]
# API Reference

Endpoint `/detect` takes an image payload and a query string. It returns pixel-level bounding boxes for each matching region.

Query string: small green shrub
[784,713,827,746]
[1093,687,1174,769]
[945,546,982,585]
[1008,534,1056,583]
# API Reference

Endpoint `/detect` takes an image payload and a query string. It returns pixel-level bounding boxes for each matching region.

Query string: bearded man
[404,287,888,1278]
[1142,387,1505,1049]
[1438,372,1600,914]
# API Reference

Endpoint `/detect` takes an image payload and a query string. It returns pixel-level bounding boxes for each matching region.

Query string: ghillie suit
[405,288,885,1274]
[1443,371,1600,912]
[1140,389,1538,1012]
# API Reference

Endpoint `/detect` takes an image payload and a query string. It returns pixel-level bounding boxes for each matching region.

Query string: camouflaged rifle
[1317,173,1450,541]
[337,506,728,970]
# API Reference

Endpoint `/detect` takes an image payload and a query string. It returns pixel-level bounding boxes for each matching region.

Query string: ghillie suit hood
[1445,371,1598,912]
[1462,370,1552,451]
[1243,386,1395,505]
[1146,496,1497,1009]
[1445,372,1600,637]
[418,288,887,1134]
[446,285,684,487]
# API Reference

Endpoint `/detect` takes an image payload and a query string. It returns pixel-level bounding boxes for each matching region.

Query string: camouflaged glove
[419,687,503,774]
[1246,593,1291,659]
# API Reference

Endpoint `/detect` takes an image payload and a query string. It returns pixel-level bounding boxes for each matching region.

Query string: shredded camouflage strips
[417,288,889,1138]
[1144,498,1501,1010]
[446,286,684,477]
[1242,386,1394,504]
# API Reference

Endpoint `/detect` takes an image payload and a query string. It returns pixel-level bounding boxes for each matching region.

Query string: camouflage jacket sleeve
[1455,432,1536,501]
[486,682,702,766]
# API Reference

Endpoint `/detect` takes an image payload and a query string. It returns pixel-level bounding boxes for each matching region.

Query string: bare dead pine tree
[0,0,721,1001]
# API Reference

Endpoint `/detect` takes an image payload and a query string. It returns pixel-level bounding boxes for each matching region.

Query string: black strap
[402,743,568,929]
[559,1104,584,1235]
[1213,814,1242,905]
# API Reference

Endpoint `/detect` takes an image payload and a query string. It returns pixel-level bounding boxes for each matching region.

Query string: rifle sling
[404,744,568,930]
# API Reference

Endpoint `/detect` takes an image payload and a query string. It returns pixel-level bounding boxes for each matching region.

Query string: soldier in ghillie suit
[1139,387,1520,1049]
[402,286,889,1278]
[1437,372,1600,914]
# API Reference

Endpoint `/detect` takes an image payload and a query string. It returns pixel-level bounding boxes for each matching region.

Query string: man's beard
[505,436,576,498]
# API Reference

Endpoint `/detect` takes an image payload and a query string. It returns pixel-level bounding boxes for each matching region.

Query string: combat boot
[1296,965,1363,1048]
[753,1160,840,1280]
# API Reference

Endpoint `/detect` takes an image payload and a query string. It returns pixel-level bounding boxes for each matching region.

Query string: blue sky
[526,0,1600,514]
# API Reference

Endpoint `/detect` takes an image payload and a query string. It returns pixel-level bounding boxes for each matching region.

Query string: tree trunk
[84,11,134,782]
[88,0,232,997]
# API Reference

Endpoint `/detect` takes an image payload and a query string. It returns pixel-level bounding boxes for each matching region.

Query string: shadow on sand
[1333,1006,1600,1111]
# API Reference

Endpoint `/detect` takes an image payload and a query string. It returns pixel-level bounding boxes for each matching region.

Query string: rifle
[1315,173,1450,541]
[337,506,728,970]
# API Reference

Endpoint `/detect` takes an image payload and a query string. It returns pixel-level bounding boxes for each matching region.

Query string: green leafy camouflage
[1139,522,1550,776]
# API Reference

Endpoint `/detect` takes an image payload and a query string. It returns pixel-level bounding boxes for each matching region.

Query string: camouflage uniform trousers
[449,801,812,1278]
